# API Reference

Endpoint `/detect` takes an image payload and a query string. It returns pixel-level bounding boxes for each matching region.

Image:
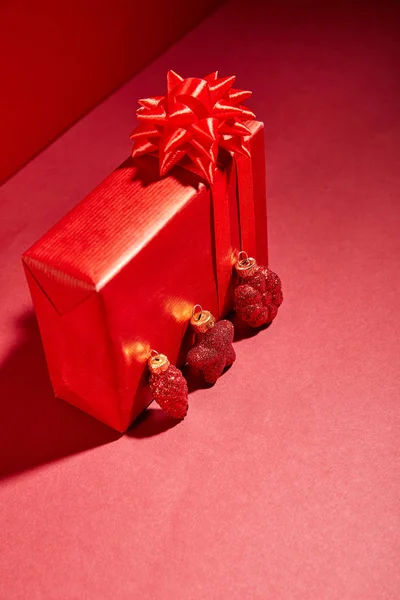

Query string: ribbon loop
[130,71,256,185]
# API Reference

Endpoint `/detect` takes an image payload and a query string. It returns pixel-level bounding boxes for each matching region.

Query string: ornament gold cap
[235,251,257,278]
[148,351,170,374]
[190,305,216,334]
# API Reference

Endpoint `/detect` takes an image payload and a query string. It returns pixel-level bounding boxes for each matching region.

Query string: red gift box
[22,75,268,432]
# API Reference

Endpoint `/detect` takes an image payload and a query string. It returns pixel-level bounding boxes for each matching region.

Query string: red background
[0,0,222,184]
[0,1,399,598]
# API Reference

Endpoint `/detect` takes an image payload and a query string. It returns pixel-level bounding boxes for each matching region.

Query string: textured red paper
[22,122,268,431]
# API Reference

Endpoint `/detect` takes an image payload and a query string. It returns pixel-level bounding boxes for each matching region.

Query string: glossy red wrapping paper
[22,120,268,432]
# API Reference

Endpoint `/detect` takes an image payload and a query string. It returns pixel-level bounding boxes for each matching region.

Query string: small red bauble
[234,254,283,328]
[148,353,188,419]
[187,307,236,384]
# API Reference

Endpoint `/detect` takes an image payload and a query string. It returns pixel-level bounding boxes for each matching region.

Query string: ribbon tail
[210,170,233,317]
[233,153,258,260]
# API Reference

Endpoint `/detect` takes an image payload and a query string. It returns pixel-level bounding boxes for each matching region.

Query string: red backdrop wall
[0,0,223,184]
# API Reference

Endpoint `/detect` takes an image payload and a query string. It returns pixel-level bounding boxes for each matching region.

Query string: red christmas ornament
[234,253,283,328]
[148,353,188,419]
[187,306,236,384]
[130,70,256,184]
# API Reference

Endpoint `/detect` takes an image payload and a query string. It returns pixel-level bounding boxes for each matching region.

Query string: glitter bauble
[187,319,236,384]
[234,266,283,328]
[149,365,188,419]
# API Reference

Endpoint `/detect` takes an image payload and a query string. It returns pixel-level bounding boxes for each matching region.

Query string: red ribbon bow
[130,70,256,184]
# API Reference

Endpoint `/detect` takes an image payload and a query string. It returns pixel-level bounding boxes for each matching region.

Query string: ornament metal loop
[190,305,215,333]
[192,304,203,319]
[235,250,257,278]
[148,350,170,374]
[238,250,248,263]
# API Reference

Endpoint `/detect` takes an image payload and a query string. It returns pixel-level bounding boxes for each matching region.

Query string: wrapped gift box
[22,116,268,432]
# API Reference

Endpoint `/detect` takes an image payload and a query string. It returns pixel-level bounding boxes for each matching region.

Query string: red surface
[1,1,400,597]
[0,0,222,184]
[22,121,267,432]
